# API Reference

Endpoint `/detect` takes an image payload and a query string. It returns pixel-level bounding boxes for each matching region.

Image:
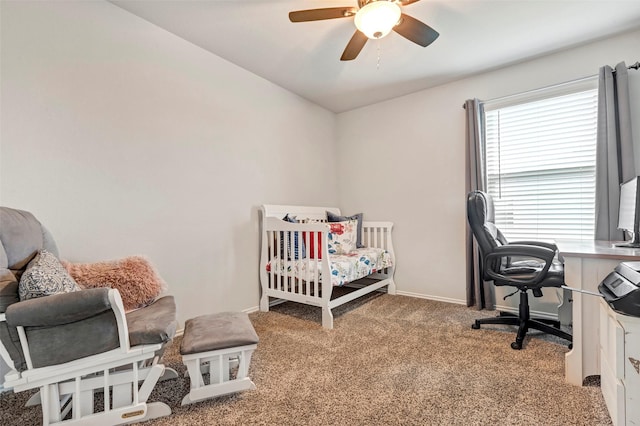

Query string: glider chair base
[4,344,175,425]
[23,367,180,407]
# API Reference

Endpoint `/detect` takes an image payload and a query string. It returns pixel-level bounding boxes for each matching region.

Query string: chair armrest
[5,288,124,370]
[485,244,555,286]
[491,244,555,262]
[6,288,113,328]
[509,240,558,252]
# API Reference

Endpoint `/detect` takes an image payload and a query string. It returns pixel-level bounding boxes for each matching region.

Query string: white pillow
[327,220,358,255]
[19,249,81,300]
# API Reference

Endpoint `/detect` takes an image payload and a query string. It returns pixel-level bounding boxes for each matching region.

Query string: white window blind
[483,87,599,241]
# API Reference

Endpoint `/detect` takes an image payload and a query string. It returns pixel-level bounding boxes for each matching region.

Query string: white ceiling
[110,0,640,113]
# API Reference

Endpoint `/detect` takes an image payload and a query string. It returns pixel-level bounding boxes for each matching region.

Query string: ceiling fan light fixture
[354,1,401,40]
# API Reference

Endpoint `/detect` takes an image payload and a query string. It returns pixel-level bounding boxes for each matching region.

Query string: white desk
[599,298,640,425]
[557,239,640,386]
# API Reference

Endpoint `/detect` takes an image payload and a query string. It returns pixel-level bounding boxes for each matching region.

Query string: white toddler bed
[259,205,396,329]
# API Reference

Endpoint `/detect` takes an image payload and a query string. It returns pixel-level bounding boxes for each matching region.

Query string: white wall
[336,29,640,311]
[1,1,639,384]
[0,0,338,328]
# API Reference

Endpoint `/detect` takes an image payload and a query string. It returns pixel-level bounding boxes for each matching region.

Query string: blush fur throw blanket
[61,256,167,312]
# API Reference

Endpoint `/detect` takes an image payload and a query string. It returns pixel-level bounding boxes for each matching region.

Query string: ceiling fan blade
[399,0,422,5]
[341,30,368,61]
[393,13,439,47]
[289,7,356,22]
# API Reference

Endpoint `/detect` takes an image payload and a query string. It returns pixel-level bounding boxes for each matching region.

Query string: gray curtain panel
[595,62,636,241]
[464,98,494,309]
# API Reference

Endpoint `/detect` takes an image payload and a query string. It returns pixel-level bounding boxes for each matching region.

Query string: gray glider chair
[0,206,178,425]
[467,191,572,350]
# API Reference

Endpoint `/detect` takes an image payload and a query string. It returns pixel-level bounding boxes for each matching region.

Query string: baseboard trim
[493,304,559,321]
[242,294,558,320]
[180,297,286,333]
[395,291,467,306]
[245,298,287,314]
[247,293,468,313]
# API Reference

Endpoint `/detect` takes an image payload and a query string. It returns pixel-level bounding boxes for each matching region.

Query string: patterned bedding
[266,247,393,287]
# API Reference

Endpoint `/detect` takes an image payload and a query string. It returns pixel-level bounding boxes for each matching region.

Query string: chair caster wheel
[511,342,522,350]
[471,322,480,330]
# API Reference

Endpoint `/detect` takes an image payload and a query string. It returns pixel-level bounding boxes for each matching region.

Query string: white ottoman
[180,312,259,405]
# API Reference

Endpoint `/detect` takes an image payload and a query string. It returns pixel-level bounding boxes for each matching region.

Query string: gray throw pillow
[19,249,81,300]
[327,211,364,248]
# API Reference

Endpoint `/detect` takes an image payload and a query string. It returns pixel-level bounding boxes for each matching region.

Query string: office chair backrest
[467,191,509,273]
[466,193,571,349]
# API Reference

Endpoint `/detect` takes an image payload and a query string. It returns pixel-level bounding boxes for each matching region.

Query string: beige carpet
[0,292,611,425]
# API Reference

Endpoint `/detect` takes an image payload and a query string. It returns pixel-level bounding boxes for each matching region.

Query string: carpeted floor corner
[0,292,611,425]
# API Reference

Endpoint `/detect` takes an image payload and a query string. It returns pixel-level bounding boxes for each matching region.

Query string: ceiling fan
[289,0,439,61]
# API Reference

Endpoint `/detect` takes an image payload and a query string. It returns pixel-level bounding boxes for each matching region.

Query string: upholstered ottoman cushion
[181,312,258,356]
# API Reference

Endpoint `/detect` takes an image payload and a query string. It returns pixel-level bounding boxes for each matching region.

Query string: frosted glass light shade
[354,1,401,40]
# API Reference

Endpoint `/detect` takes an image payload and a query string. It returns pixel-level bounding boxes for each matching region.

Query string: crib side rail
[260,218,331,303]
[262,217,328,233]
[361,221,395,289]
[261,205,340,222]
[362,221,394,258]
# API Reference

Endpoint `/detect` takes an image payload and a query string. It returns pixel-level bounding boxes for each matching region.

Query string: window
[482,80,598,240]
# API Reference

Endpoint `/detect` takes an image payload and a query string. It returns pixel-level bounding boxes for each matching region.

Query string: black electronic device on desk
[598,261,640,316]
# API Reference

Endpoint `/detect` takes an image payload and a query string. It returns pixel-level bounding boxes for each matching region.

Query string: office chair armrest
[509,240,558,252]
[485,244,555,286]
[492,244,555,263]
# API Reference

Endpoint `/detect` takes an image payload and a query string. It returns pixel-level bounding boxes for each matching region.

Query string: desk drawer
[625,326,640,425]
[601,349,626,426]
[600,301,625,380]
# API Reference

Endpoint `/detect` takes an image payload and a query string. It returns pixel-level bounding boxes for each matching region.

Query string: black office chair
[467,190,572,350]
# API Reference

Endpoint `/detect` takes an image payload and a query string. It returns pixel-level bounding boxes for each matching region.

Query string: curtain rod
[462,60,640,109]
[614,61,640,72]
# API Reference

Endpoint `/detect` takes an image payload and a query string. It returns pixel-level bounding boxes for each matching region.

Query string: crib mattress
[266,247,393,287]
